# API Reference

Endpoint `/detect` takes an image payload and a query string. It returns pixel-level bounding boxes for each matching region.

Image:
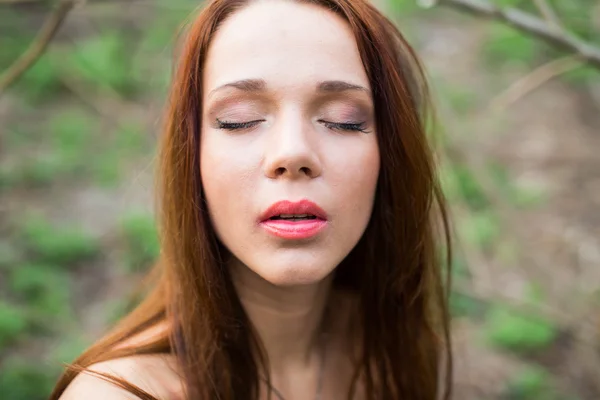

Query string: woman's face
[200,0,380,286]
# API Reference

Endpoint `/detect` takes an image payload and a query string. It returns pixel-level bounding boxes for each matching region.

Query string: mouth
[259,200,328,240]
[268,214,318,221]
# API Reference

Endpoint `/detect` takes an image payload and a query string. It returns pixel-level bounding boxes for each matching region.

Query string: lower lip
[259,219,327,239]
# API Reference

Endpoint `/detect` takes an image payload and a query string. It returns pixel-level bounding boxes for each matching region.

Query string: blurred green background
[0,0,599,399]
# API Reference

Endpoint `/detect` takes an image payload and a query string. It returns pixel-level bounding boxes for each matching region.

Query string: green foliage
[0,302,28,349]
[450,290,487,318]
[388,0,422,15]
[0,357,56,400]
[0,11,63,101]
[0,165,15,190]
[104,295,141,325]
[49,334,90,365]
[91,120,149,187]
[482,22,538,69]
[458,209,501,250]
[484,304,558,352]
[445,85,479,114]
[451,253,471,279]
[120,213,160,272]
[91,151,122,187]
[505,365,554,399]
[4,126,36,149]
[488,163,547,208]
[0,11,29,70]
[16,55,63,102]
[10,264,72,321]
[552,0,600,42]
[49,110,98,173]
[440,164,488,210]
[561,65,600,87]
[19,217,100,266]
[0,241,21,270]
[494,0,526,6]
[115,120,148,152]
[68,31,137,95]
[14,154,66,187]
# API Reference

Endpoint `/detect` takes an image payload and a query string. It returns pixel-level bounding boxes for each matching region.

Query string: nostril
[275,167,287,176]
[300,167,311,175]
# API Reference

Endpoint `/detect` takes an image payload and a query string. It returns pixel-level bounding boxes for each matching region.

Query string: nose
[263,113,322,180]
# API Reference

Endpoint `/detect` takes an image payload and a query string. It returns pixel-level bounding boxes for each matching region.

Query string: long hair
[50,0,453,399]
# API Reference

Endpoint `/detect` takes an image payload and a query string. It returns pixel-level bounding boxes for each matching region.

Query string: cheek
[330,136,380,213]
[199,132,256,234]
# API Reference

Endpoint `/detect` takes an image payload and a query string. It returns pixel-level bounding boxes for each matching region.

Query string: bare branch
[0,0,78,95]
[488,54,582,112]
[437,0,600,70]
[532,0,563,32]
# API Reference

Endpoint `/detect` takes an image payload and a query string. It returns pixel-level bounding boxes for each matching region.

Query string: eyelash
[216,119,264,130]
[318,120,369,133]
[215,118,369,133]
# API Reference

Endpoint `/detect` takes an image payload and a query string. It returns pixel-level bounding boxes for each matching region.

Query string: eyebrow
[208,79,370,98]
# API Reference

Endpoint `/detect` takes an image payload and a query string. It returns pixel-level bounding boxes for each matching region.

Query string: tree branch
[532,0,563,32]
[0,0,77,95]
[436,0,600,70]
[488,54,582,112]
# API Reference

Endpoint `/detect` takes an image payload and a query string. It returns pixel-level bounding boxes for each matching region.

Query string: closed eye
[319,120,369,133]
[216,118,264,130]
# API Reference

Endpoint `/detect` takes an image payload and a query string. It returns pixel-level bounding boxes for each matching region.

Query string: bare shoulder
[59,354,184,400]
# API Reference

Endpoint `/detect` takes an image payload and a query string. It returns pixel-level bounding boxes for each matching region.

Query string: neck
[229,260,333,373]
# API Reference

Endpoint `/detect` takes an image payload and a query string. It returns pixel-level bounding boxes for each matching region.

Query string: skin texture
[200,0,380,287]
[59,1,380,399]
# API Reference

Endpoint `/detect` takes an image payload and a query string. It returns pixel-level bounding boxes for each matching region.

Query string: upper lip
[259,199,328,221]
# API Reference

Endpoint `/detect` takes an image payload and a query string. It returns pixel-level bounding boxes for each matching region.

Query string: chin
[261,268,328,287]
[256,258,335,287]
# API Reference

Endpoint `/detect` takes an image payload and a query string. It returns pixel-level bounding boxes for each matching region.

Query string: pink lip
[259,199,328,240]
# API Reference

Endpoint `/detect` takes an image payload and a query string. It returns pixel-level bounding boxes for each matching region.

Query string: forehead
[203,0,370,95]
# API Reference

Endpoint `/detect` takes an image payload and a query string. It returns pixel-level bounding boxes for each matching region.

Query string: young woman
[51,0,453,398]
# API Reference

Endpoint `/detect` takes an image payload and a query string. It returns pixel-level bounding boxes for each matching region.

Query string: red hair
[50,0,453,398]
